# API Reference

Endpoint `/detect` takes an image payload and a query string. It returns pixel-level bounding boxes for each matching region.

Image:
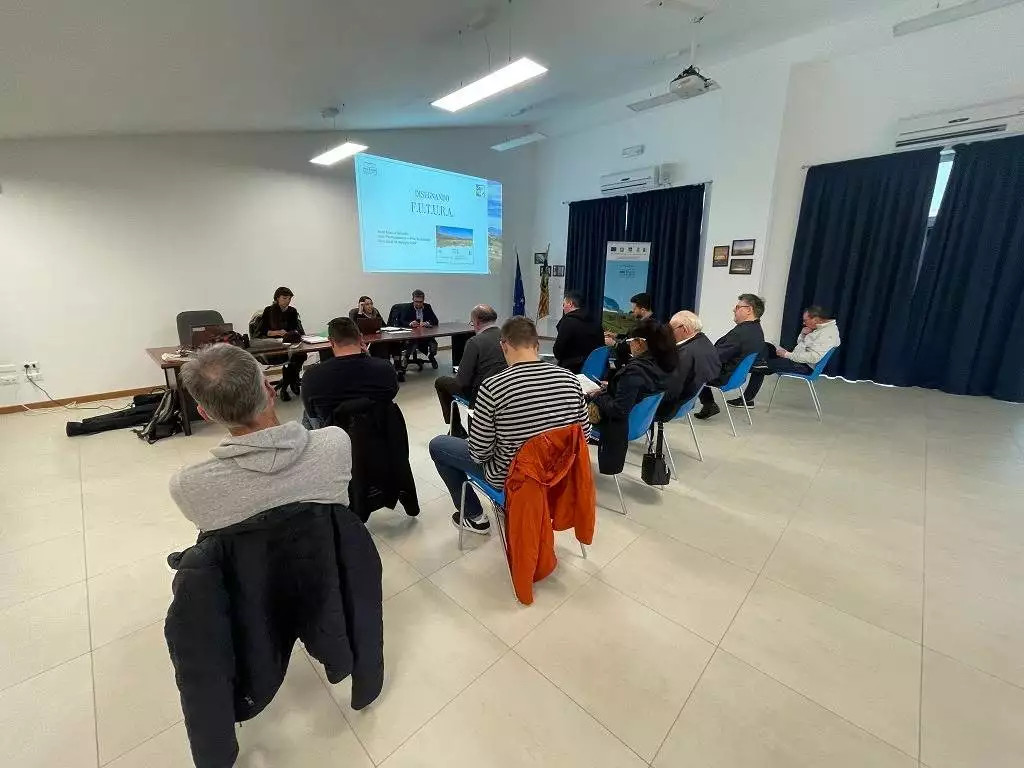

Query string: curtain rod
[561,179,713,205]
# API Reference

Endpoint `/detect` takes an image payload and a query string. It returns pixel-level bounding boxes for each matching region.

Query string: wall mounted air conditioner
[599,166,661,196]
[895,97,1024,149]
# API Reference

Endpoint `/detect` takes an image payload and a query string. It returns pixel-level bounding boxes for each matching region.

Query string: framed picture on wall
[552,265,565,277]
[534,252,547,264]
[731,238,756,257]
[729,258,754,275]
[712,245,730,267]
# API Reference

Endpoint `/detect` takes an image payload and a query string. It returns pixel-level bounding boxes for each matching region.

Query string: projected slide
[354,153,502,274]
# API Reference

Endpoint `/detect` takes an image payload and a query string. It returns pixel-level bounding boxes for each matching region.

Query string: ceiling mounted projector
[627,66,719,112]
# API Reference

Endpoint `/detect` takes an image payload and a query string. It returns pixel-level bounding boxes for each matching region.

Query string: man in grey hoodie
[169,344,353,532]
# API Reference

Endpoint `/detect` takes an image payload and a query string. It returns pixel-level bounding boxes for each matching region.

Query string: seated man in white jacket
[729,305,841,407]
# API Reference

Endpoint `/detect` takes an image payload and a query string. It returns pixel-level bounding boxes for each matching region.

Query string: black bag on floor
[65,393,166,437]
[641,424,671,486]
[134,389,182,443]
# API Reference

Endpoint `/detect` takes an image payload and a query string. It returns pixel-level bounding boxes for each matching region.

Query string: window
[928,151,955,225]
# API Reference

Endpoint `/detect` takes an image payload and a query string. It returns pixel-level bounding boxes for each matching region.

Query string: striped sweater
[468,360,591,487]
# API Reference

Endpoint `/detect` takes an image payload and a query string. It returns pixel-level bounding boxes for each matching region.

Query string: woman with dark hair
[589,320,675,474]
[257,287,307,401]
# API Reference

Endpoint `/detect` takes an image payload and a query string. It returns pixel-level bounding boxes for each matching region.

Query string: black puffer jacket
[592,354,670,474]
[165,502,383,768]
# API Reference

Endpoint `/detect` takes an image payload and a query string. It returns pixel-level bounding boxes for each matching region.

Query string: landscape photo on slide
[488,180,503,274]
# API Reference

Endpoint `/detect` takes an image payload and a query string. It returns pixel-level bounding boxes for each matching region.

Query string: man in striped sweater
[429,316,592,534]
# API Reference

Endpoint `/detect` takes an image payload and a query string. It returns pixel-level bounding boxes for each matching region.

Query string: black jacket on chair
[164,502,383,768]
[390,302,439,328]
[659,332,722,420]
[553,310,605,374]
[592,354,670,475]
[714,320,765,382]
[330,398,420,520]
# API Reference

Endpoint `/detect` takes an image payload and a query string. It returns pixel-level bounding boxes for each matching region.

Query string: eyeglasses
[734,304,751,311]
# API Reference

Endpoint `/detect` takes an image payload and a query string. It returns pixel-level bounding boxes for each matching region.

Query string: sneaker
[693,402,720,420]
[726,398,755,408]
[451,511,490,535]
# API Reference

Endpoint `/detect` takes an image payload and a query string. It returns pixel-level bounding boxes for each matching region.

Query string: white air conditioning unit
[600,166,661,196]
[895,97,1024,150]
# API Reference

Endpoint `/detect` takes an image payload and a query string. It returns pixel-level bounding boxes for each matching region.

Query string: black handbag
[641,423,671,486]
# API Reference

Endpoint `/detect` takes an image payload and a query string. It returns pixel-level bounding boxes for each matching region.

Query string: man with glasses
[694,294,766,420]
[434,304,506,438]
[428,317,590,535]
[663,310,721,414]
[394,289,440,368]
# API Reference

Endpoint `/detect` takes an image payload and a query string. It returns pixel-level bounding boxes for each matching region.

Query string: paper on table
[380,326,407,332]
[576,373,602,395]
[301,335,329,343]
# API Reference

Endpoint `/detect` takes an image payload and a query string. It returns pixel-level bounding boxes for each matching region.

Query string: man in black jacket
[392,289,440,368]
[661,310,721,419]
[301,316,399,429]
[694,294,766,420]
[553,290,605,374]
[435,304,506,438]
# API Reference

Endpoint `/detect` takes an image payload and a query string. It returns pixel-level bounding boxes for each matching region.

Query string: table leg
[170,367,192,436]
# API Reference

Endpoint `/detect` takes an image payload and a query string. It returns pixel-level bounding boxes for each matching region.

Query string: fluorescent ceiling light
[310,141,368,166]
[490,132,547,151]
[432,57,548,113]
[893,0,1023,37]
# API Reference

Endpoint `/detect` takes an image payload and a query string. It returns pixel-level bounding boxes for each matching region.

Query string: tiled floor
[2,362,1023,767]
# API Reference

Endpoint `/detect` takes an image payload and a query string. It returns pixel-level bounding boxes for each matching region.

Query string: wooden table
[146,322,475,436]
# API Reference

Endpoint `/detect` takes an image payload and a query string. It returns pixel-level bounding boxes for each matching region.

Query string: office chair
[176,310,225,347]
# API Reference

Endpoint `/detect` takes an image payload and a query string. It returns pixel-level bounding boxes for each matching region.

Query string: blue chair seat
[465,471,504,506]
[708,352,759,437]
[766,347,838,421]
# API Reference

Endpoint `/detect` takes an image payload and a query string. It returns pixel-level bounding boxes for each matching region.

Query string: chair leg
[579,540,588,560]
[458,481,468,551]
[719,389,738,437]
[448,400,457,436]
[613,474,627,515]
[491,504,517,597]
[807,380,823,421]
[664,438,677,479]
[741,396,753,427]
[687,413,703,462]
[766,376,782,413]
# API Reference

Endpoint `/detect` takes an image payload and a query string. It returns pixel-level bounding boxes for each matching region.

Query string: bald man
[435,305,507,438]
[661,310,721,418]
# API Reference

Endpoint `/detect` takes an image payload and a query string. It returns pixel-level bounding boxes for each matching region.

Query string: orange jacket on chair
[503,424,596,604]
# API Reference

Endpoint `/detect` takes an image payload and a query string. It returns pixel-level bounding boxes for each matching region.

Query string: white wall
[0,128,535,405]
[532,0,1024,343]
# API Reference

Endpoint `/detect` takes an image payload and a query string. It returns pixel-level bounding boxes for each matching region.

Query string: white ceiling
[0,0,902,139]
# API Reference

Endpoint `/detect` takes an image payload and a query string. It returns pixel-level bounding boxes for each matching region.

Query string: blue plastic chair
[448,394,473,435]
[661,388,705,479]
[591,391,665,515]
[580,346,612,381]
[709,352,759,437]
[458,432,588,603]
[766,347,838,422]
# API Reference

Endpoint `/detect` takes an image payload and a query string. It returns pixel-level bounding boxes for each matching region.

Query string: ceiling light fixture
[893,0,1024,37]
[432,57,548,112]
[310,141,369,166]
[490,132,547,151]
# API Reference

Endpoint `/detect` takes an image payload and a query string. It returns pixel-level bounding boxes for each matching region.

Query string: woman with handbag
[257,286,308,401]
[588,320,675,475]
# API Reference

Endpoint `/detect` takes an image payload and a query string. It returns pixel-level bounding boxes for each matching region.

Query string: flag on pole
[537,247,550,320]
[513,250,526,316]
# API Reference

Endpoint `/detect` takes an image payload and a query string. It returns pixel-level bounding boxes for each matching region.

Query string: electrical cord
[16,377,163,415]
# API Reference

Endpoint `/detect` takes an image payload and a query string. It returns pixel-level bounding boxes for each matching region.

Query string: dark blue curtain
[906,136,1024,401]
[566,196,627,319]
[626,184,705,321]
[781,148,940,382]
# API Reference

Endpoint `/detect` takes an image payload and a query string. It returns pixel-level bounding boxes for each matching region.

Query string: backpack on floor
[134,389,182,443]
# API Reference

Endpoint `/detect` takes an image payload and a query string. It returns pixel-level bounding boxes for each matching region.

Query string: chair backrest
[723,352,759,391]
[387,303,407,327]
[671,388,703,421]
[807,347,838,380]
[176,310,225,347]
[627,392,665,442]
[580,346,611,380]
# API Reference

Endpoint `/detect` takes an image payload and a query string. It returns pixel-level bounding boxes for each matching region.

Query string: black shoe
[451,510,490,535]
[694,403,720,420]
[397,371,406,382]
[290,381,301,396]
[280,388,291,402]
[429,356,438,370]
[726,398,755,408]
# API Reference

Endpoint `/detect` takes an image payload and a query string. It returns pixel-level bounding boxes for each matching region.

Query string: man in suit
[553,290,605,374]
[393,289,440,369]
[435,305,506,438]
[694,294,766,420]
[663,310,721,415]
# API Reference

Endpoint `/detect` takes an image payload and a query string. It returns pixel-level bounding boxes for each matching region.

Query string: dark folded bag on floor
[65,393,164,437]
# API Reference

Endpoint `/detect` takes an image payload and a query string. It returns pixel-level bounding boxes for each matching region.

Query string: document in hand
[576,374,602,396]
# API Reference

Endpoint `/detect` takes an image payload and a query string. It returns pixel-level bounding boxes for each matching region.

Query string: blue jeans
[428,435,486,519]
